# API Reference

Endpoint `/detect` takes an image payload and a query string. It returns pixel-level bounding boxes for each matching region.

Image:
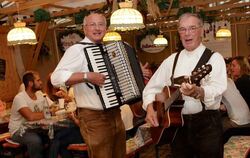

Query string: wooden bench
[67,143,88,158]
[67,143,88,151]
[0,132,26,158]
[0,132,11,142]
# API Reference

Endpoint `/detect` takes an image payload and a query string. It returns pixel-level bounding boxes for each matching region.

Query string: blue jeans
[12,129,49,158]
[49,125,84,158]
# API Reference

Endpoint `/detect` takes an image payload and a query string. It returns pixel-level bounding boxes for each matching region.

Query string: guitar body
[150,86,184,144]
[149,64,212,144]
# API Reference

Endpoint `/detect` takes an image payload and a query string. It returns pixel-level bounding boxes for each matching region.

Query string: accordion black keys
[84,41,145,109]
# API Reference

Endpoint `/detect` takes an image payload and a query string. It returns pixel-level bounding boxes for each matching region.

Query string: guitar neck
[164,87,181,110]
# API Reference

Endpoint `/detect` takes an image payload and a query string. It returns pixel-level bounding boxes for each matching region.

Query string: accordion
[84,41,145,109]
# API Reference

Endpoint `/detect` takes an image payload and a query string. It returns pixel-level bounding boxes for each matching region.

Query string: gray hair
[178,13,203,27]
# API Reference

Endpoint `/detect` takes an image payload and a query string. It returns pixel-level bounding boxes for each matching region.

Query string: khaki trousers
[78,108,126,158]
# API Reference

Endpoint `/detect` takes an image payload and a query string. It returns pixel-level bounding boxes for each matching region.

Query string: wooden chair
[67,143,88,158]
[0,132,26,158]
[0,132,11,142]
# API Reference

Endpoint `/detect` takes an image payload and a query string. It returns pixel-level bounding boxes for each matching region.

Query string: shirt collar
[182,43,206,59]
[82,37,93,43]
[81,37,103,45]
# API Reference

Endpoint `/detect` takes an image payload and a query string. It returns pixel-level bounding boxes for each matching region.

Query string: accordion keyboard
[84,41,144,109]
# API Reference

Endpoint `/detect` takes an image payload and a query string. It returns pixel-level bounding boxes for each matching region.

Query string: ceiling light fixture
[103,31,122,42]
[216,27,231,38]
[7,3,37,46]
[109,0,145,31]
[153,35,168,46]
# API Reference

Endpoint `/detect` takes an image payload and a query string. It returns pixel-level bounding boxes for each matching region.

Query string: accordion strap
[77,42,97,45]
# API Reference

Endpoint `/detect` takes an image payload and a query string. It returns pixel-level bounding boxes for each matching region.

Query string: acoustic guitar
[150,64,212,145]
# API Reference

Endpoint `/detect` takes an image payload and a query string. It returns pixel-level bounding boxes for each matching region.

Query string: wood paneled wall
[0,26,21,102]
[120,30,177,68]
[231,22,250,57]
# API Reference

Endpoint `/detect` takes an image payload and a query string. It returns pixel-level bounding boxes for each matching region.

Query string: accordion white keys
[83,41,145,109]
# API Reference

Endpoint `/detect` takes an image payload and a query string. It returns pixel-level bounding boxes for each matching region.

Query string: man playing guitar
[143,13,227,158]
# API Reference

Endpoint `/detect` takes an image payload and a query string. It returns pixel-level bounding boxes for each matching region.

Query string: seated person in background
[8,71,49,158]
[225,57,232,78]
[46,74,84,158]
[46,73,72,103]
[221,77,250,132]
[231,56,250,107]
[221,57,250,143]
[49,112,84,158]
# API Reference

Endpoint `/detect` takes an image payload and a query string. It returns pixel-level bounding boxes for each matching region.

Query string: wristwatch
[83,72,88,82]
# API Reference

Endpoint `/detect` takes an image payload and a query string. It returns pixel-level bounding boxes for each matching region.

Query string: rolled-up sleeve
[51,45,85,87]
[142,56,174,110]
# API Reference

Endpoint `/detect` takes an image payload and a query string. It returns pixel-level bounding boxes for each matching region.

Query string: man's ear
[28,81,34,87]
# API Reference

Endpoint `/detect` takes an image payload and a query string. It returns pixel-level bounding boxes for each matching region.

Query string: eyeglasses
[85,23,106,28]
[178,26,201,34]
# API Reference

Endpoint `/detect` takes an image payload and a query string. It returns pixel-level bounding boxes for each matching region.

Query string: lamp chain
[16,2,20,21]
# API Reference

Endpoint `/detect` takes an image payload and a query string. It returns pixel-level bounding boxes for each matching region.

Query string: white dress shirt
[51,37,104,110]
[143,44,227,114]
[222,78,250,125]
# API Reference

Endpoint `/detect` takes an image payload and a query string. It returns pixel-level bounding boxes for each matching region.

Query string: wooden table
[24,115,70,139]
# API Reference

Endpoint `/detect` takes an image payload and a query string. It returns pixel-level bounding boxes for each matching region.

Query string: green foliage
[34,9,51,22]
[145,28,160,36]
[74,9,90,24]
[156,0,169,11]
[172,0,179,8]
[177,7,196,17]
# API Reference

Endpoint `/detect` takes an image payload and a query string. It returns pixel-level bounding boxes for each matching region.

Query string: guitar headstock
[173,64,212,86]
[191,64,212,85]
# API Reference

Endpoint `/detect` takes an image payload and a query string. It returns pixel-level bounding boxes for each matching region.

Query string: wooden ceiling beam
[0,0,64,15]
[27,21,49,69]
[22,2,106,23]
[207,7,250,17]
[203,2,250,12]
[45,4,73,10]
[180,0,222,7]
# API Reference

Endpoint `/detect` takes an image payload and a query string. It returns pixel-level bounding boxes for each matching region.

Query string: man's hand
[145,104,159,127]
[180,82,204,100]
[87,72,106,87]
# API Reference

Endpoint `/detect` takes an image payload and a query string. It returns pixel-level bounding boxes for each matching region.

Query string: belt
[77,107,120,114]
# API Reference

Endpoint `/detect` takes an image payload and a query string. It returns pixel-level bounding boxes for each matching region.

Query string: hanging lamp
[103,31,122,42]
[109,0,145,31]
[216,27,231,38]
[153,35,168,46]
[7,20,37,45]
[7,3,37,46]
